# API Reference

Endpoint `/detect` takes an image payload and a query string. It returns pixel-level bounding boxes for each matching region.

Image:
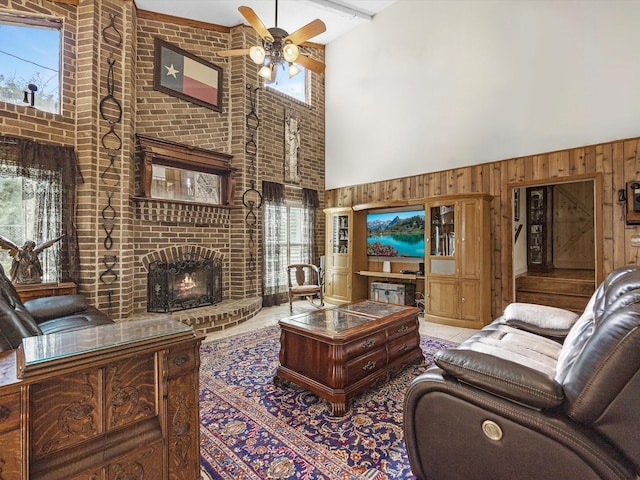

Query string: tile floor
[204,299,479,344]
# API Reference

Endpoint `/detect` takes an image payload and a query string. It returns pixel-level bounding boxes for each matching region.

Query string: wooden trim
[136,8,231,33]
[136,134,235,202]
[352,193,493,212]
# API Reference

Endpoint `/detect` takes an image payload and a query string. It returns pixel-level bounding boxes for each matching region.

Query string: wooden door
[553,181,594,270]
[426,278,458,319]
[327,269,350,302]
[460,199,480,279]
[460,280,480,321]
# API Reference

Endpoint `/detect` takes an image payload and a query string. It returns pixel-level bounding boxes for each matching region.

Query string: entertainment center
[324,193,493,329]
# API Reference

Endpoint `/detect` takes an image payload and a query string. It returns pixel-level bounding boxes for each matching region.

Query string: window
[0,172,63,283]
[263,202,308,291]
[265,65,307,103]
[0,15,62,114]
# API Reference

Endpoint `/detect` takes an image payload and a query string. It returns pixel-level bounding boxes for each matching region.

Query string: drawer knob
[397,325,409,333]
[361,339,375,349]
[173,354,190,366]
[362,360,377,371]
[398,343,409,352]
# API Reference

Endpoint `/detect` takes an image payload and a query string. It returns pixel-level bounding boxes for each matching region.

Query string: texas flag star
[164,64,179,78]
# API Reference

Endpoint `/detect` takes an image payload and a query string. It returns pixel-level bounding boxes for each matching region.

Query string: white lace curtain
[0,135,82,283]
[261,182,319,307]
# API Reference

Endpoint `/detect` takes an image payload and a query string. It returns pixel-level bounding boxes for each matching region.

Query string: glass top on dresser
[281,301,410,334]
[20,317,193,367]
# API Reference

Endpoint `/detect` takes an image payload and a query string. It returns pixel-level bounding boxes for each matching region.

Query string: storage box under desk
[370,281,416,306]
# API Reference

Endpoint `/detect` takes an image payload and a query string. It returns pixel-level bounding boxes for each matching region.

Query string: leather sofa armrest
[434,349,564,409]
[24,294,90,322]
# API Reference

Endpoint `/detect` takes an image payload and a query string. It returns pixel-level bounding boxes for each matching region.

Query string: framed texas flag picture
[154,38,223,112]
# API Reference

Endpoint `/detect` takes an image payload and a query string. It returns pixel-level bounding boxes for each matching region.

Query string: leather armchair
[0,264,113,352]
[403,266,640,480]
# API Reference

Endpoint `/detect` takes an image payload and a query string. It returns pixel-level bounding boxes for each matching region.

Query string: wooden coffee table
[275,300,423,415]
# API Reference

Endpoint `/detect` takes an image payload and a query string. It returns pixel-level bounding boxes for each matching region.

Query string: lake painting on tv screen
[366,210,425,258]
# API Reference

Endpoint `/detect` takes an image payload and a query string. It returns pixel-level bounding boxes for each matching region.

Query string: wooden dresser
[276,300,422,415]
[0,317,203,480]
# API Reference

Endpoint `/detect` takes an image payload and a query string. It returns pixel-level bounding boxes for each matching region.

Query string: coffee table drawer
[346,348,387,384]
[344,331,387,360]
[386,318,417,340]
[388,332,420,362]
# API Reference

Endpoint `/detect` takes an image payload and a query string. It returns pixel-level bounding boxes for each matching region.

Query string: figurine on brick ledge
[0,233,64,284]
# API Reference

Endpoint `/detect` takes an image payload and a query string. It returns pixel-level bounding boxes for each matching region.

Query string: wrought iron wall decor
[243,84,263,274]
[98,12,123,313]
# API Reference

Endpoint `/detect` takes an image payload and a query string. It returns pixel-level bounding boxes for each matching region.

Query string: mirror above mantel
[136,134,236,206]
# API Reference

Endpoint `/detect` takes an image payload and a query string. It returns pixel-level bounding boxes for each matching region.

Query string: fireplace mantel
[136,134,236,205]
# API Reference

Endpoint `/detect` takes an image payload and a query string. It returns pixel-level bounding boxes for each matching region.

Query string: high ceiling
[135,0,397,44]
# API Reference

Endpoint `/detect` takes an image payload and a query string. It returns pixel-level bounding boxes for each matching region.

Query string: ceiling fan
[217,0,326,82]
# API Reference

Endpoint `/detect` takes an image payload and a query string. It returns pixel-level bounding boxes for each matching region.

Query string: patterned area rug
[199,325,456,479]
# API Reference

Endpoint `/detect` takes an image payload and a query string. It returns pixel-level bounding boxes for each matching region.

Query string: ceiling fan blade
[295,54,326,74]
[216,48,250,57]
[285,19,326,45]
[238,6,274,43]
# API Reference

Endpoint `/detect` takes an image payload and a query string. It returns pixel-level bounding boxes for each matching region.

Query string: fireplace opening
[147,255,222,312]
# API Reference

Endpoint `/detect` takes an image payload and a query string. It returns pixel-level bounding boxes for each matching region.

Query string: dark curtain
[302,188,319,264]
[0,135,82,283]
[262,181,287,307]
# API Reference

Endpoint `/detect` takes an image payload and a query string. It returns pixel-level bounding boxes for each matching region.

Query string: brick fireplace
[2,1,326,337]
[145,246,223,313]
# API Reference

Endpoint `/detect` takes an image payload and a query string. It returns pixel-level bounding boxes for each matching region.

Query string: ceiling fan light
[249,46,266,64]
[288,63,301,78]
[282,43,300,63]
[258,64,274,81]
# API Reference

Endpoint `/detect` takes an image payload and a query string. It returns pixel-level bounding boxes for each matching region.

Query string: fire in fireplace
[147,255,222,312]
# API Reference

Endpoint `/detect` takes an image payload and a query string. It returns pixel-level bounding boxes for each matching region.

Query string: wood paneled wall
[325,136,640,318]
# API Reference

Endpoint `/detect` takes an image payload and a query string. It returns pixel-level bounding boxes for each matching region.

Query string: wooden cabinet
[324,207,367,304]
[526,186,554,272]
[0,318,203,480]
[424,193,492,328]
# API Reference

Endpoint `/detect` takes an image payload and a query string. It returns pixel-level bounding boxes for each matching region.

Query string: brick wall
[0,0,327,320]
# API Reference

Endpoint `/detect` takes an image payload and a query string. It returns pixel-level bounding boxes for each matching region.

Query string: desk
[358,270,424,281]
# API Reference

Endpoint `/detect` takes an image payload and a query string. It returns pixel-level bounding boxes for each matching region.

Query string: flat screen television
[366,208,425,258]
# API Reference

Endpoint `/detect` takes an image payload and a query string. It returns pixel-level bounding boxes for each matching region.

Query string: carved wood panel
[0,393,21,479]
[167,369,199,480]
[31,371,100,458]
[105,355,156,430]
[107,441,164,480]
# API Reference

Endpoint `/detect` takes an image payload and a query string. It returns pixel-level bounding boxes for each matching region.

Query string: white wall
[325,0,640,189]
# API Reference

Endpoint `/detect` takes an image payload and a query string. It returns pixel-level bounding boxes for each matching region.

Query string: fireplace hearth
[147,255,222,312]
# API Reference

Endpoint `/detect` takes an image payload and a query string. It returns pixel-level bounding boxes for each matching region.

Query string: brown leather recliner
[404,266,640,480]
[0,264,113,351]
